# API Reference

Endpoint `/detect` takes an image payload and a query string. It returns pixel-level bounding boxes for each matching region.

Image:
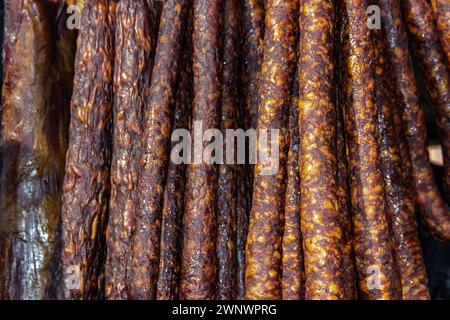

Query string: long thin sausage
[282,69,304,300]
[341,0,402,299]
[378,0,450,242]
[61,0,116,300]
[180,0,224,300]
[216,0,240,300]
[372,23,430,300]
[245,0,298,300]
[105,0,157,300]
[129,0,188,300]
[402,0,450,195]
[334,0,357,299]
[156,5,193,301]
[298,0,346,300]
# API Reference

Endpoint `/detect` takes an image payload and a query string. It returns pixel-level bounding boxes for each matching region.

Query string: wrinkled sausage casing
[156,2,193,300]
[298,0,347,300]
[105,0,158,300]
[282,69,304,300]
[245,0,298,300]
[372,17,430,300]
[403,0,450,197]
[180,0,224,300]
[216,0,240,300]
[0,0,74,300]
[379,0,450,242]
[341,0,402,300]
[334,0,357,300]
[61,0,116,300]
[131,0,186,300]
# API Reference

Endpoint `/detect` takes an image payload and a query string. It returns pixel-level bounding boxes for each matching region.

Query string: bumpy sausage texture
[0,0,73,300]
[372,20,430,300]
[334,0,357,300]
[298,0,347,300]
[216,0,240,300]
[341,0,402,300]
[180,0,224,300]
[282,68,304,300]
[245,0,298,300]
[105,0,157,300]
[402,0,450,196]
[127,0,186,300]
[156,4,193,300]
[61,0,116,300]
[430,0,450,68]
[379,0,450,242]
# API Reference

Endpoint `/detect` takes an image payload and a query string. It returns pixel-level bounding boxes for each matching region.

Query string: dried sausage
[402,0,450,195]
[282,69,304,300]
[372,23,430,300]
[128,0,188,300]
[156,7,193,300]
[334,1,358,300]
[298,0,346,300]
[216,0,240,300]
[379,0,450,242]
[341,0,402,299]
[105,0,158,300]
[244,0,298,300]
[180,0,224,300]
[60,0,116,300]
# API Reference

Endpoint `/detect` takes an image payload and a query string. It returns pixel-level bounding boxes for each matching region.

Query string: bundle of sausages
[0,0,449,300]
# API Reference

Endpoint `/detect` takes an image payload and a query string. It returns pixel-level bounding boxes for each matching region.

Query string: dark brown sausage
[60,0,116,300]
[402,0,450,196]
[341,0,402,300]
[216,0,240,300]
[241,0,265,132]
[334,0,358,300]
[0,0,72,300]
[430,0,450,68]
[128,0,187,300]
[282,69,304,300]
[372,22,430,300]
[244,0,298,300]
[378,0,450,242]
[180,0,224,300]
[156,6,193,300]
[105,0,158,300]
[298,0,346,300]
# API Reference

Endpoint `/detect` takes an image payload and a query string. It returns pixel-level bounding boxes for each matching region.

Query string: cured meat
[245,0,298,300]
[0,0,74,300]
[156,5,193,300]
[379,0,450,242]
[341,0,402,299]
[105,0,159,300]
[282,69,304,300]
[60,0,116,300]
[298,0,346,300]
[130,0,187,300]
[216,0,240,300]
[180,0,224,300]
[403,0,450,195]
[430,0,450,68]
[372,23,430,300]
[334,0,358,300]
